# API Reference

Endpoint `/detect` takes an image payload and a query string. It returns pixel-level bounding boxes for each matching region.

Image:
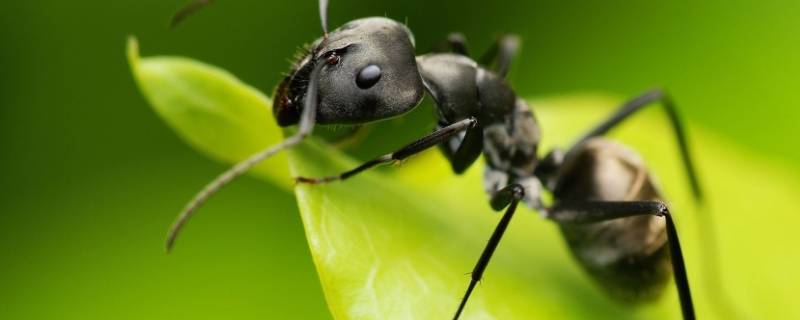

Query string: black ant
[166,1,701,319]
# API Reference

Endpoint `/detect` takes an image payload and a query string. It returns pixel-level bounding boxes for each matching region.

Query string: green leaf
[128,40,800,319]
[287,103,681,320]
[289,97,800,320]
[127,36,291,188]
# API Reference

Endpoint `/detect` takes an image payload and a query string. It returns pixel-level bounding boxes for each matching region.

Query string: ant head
[274,17,424,126]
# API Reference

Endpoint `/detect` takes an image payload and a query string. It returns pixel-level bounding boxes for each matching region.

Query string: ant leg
[454,184,524,320]
[433,33,469,55]
[438,122,484,174]
[478,34,520,77]
[565,89,703,201]
[165,63,325,252]
[548,201,695,320]
[448,33,469,55]
[296,117,477,184]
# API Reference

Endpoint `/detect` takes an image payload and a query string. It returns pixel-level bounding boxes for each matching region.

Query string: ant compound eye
[326,54,340,66]
[356,64,381,89]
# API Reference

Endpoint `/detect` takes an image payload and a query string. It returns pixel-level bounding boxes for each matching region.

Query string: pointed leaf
[127,36,291,188]
[127,44,800,319]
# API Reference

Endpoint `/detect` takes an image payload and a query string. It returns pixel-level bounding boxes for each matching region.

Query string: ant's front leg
[437,120,484,174]
[548,201,695,320]
[165,62,326,251]
[295,117,477,184]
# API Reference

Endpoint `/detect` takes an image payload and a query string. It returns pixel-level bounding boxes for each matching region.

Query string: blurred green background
[2,0,799,319]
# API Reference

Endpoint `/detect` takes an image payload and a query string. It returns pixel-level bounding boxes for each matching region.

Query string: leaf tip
[126,35,140,72]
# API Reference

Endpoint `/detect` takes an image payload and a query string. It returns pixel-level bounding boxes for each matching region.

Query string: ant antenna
[165,61,325,252]
[319,0,329,36]
[170,0,213,29]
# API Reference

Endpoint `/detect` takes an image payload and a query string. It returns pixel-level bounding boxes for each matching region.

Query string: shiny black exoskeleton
[167,1,703,319]
[274,18,542,209]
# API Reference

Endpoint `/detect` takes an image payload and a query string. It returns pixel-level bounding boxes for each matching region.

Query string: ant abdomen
[554,138,672,302]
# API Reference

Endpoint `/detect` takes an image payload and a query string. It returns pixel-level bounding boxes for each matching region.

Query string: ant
[165,0,701,319]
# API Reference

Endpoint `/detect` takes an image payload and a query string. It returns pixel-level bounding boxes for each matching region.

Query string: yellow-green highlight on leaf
[126,36,291,189]
[128,43,800,318]
[287,103,680,320]
[289,95,800,319]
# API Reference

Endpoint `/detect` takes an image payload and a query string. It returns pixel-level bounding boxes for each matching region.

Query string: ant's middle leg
[478,34,520,77]
[454,183,524,320]
[433,33,470,55]
[295,117,477,184]
[434,33,520,78]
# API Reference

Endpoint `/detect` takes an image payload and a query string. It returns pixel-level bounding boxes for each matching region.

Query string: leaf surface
[129,38,800,319]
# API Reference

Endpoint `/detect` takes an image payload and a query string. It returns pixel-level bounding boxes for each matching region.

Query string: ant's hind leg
[454,183,524,320]
[548,201,695,320]
[565,89,703,201]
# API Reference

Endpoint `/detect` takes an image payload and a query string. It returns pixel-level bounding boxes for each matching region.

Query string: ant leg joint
[510,184,525,199]
[466,117,478,127]
[654,201,670,217]
[490,183,524,211]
